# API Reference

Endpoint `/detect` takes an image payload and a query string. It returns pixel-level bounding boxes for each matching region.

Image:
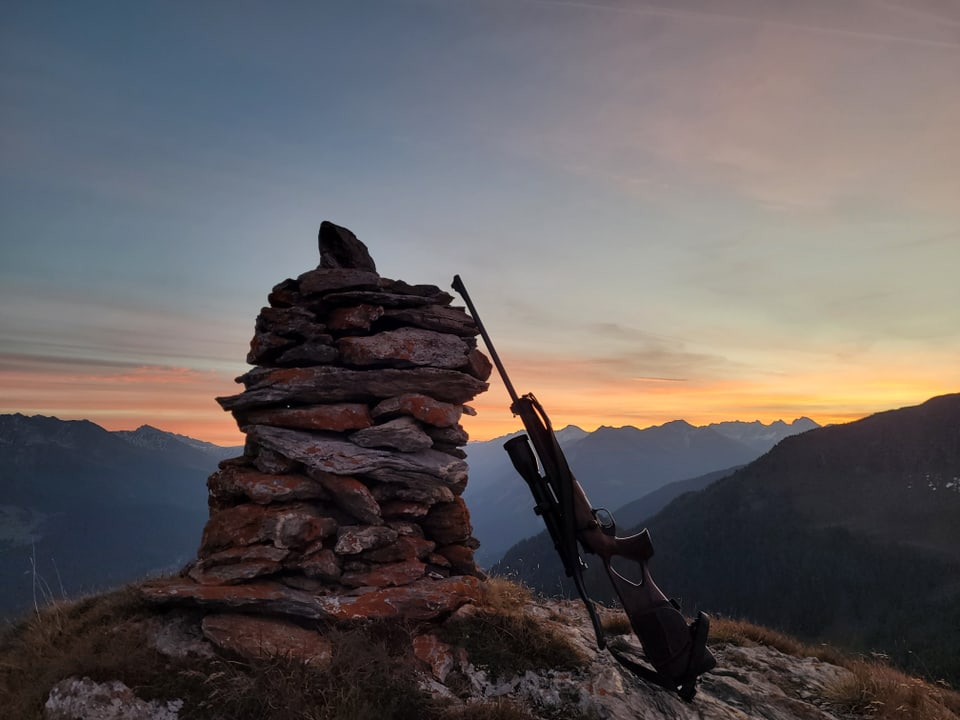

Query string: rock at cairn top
[318,221,377,272]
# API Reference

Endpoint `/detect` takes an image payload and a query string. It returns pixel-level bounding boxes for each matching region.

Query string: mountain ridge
[465,415,819,565]
[0,414,243,619]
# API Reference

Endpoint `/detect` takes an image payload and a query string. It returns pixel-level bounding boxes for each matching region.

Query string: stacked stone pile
[142,222,492,623]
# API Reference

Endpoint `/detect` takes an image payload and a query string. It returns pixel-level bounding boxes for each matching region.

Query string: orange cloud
[3,344,955,448]
[0,361,245,447]
[460,348,957,441]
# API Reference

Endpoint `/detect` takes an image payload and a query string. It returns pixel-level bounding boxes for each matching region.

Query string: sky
[1,0,958,446]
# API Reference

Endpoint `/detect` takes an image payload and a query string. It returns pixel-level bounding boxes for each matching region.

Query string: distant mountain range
[0,412,818,618]
[495,394,960,685]
[0,414,241,619]
[463,416,818,566]
[5,397,957,684]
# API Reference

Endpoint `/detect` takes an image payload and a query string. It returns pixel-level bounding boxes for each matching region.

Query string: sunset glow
[2,1,958,446]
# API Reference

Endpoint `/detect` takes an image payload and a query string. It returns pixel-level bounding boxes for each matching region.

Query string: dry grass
[190,621,436,720]
[0,587,438,720]
[709,615,960,720]
[0,585,176,719]
[0,578,587,720]
[827,658,960,720]
[438,608,587,682]
[599,612,633,637]
[709,615,848,665]
[3,577,958,720]
[478,576,534,615]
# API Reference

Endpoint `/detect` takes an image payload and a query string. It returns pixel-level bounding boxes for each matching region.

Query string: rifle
[452,275,716,702]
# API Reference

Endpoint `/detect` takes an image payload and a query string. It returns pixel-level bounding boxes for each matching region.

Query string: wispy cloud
[522,0,960,50]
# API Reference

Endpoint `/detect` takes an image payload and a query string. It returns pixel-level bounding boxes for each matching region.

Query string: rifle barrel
[451,274,520,404]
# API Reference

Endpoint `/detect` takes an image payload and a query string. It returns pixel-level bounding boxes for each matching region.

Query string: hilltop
[3,577,959,720]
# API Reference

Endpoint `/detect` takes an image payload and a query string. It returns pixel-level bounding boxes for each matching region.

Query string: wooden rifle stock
[452,275,716,701]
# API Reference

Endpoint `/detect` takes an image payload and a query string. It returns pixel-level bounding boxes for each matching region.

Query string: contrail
[517,0,960,51]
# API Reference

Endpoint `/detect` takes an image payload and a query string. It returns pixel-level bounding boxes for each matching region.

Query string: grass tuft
[439,609,587,682]
[599,612,633,637]
[478,576,534,615]
[709,615,960,720]
[826,658,960,720]
[709,615,848,665]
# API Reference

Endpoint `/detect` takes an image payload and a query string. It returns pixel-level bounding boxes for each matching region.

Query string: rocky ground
[37,588,871,720]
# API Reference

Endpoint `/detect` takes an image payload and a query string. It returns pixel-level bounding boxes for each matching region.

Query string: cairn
[142,222,491,626]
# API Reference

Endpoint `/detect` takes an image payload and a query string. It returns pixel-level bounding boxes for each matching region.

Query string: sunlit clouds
[1,1,958,445]
[0,357,243,446]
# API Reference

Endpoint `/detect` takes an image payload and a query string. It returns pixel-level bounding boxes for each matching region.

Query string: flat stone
[349,416,434,452]
[334,525,398,554]
[189,545,289,585]
[253,447,300,474]
[202,613,333,667]
[268,278,300,307]
[273,341,340,366]
[319,576,482,621]
[361,534,436,563]
[427,424,469,446]
[381,304,479,336]
[323,290,439,308]
[189,559,285,586]
[139,579,330,619]
[326,303,384,331]
[379,279,453,303]
[381,501,431,520]
[412,634,456,683]
[247,331,296,364]
[340,558,426,588]
[246,425,469,490]
[434,543,480,576]
[297,267,380,295]
[141,576,482,622]
[371,393,463,428]
[465,348,493,380]
[208,465,328,505]
[422,497,473,545]
[221,366,488,409]
[371,483,455,505]
[254,305,321,337]
[291,548,342,582]
[338,327,469,369]
[307,471,383,525]
[387,520,426,537]
[200,502,338,555]
[240,404,373,432]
